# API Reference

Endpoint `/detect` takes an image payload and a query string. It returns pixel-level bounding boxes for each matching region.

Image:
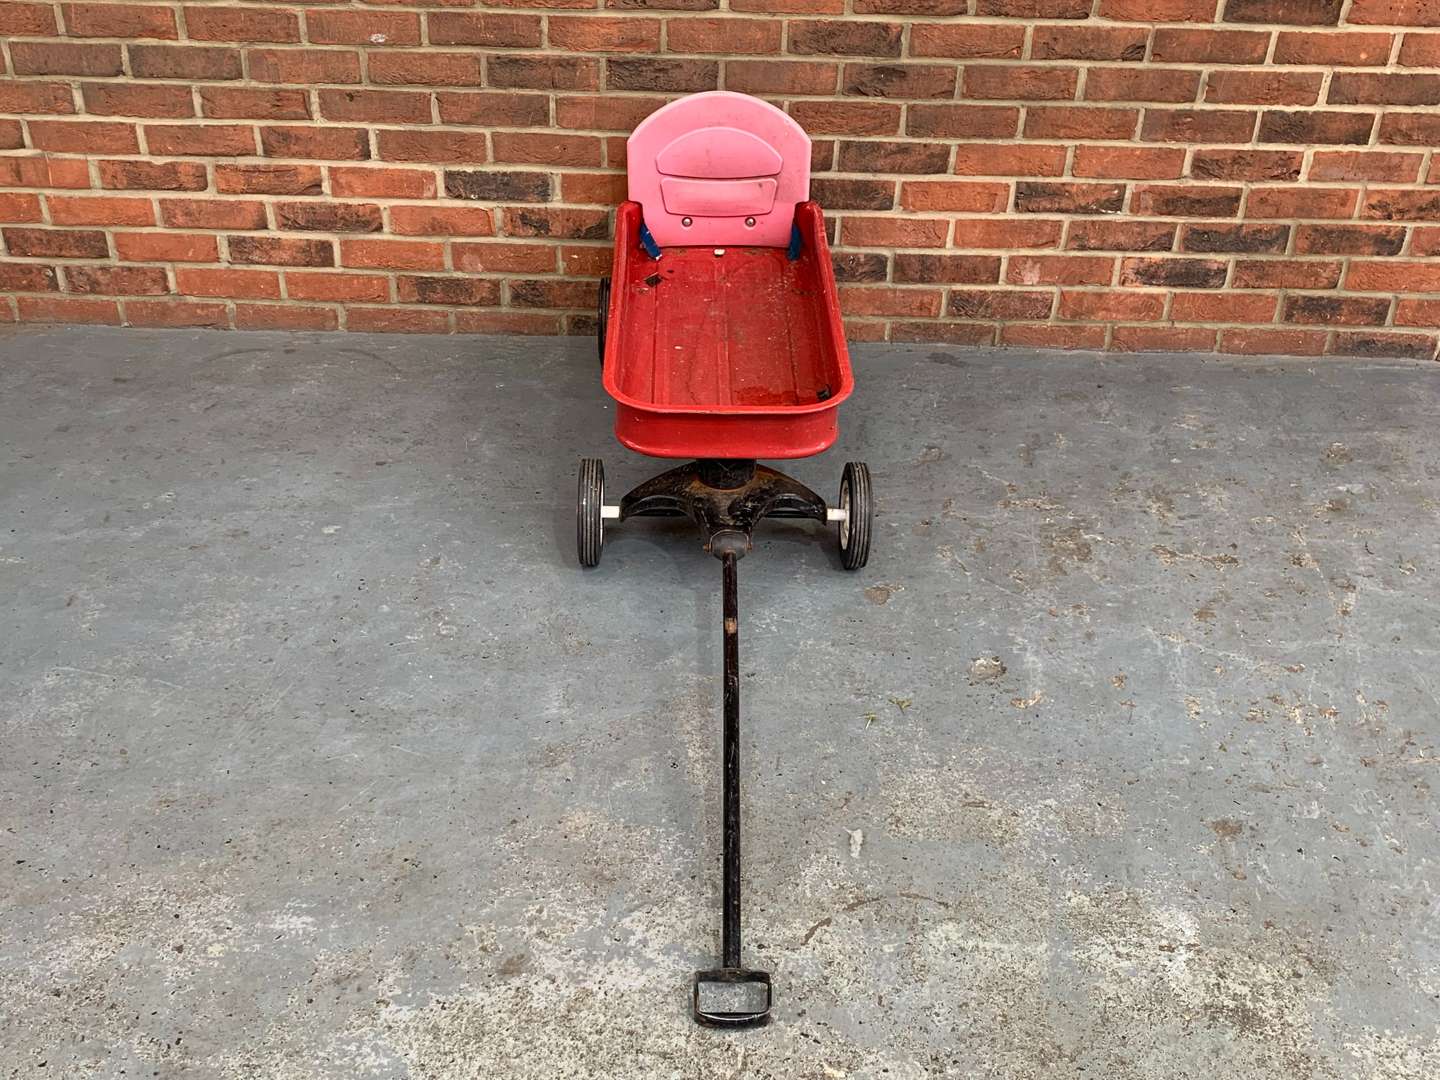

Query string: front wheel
[837,462,872,571]
[577,458,605,567]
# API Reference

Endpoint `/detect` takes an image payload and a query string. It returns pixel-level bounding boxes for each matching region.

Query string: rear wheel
[837,462,872,571]
[596,276,611,365]
[578,458,605,567]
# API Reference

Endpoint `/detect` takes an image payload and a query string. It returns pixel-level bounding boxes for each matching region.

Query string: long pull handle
[720,549,742,969]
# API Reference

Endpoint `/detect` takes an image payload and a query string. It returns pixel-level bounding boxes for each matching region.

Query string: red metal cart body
[600,92,853,460]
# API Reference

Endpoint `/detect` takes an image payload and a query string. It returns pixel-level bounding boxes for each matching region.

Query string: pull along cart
[577,92,873,1027]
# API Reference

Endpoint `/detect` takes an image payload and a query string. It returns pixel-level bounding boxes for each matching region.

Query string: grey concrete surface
[1,326,1438,1079]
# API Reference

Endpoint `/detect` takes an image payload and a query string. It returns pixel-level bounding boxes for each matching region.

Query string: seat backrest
[627,91,811,249]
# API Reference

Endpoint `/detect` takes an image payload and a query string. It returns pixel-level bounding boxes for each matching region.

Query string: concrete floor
[1,326,1437,1079]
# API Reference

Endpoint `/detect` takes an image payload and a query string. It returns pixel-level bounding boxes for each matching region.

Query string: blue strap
[638,221,661,260]
[786,223,802,261]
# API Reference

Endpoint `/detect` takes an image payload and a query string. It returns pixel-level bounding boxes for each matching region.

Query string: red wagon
[576,92,874,1028]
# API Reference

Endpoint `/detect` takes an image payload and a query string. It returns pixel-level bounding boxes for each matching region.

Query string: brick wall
[1,1,1438,358]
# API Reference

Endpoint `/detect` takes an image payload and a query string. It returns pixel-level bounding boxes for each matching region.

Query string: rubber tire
[577,458,605,568]
[837,462,872,571]
[596,276,611,365]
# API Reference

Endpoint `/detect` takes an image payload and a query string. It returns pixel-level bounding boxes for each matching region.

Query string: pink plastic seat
[627,91,811,249]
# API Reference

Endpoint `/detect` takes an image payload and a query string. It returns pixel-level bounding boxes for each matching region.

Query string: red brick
[229,235,335,267]
[835,286,941,317]
[1415,228,1440,256]
[1118,256,1228,288]
[1206,71,1323,106]
[891,255,1002,284]
[1151,29,1270,64]
[346,307,449,334]
[553,95,662,132]
[397,275,501,306]
[1066,221,1177,251]
[1231,259,1342,288]
[1294,224,1406,255]
[1246,187,1360,219]
[947,289,1054,320]
[389,206,495,236]
[1085,69,1203,104]
[975,0,1091,14]
[908,23,1023,60]
[129,45,242,80]
[1009,255,1116,286]
[1110,326,1218,352]
[1332,73,1440,106]
[1033,26,1149,61]
[64,264,169,295]
[0,261,59,290]
[262,126,369,161]
[331,166,436,199]
[964,65,1078,101]
[891,320,997,344]
[10,41,123,76]
[666,17,782,53]
[284,271,391,303]
[175,267,279,299]
[96,160,205,194]
[1015,182,1125,214]
[1348,0,1440,26]
[507,278,598,309]
[377,129,488,165]
[0,156,89,189]
[216,163,323,196]
[80,83,191,118]
[1259,110,1376,144]
[1179,223,1290,253]
[310,89,416,125]
[274,201,381,233]
[29,120,139,154]
[1220,328,1326,355]
[1395,299,1440,327]
[235,303,339,331]
[202,87,310,121]
[1141,109,1257,143]
[445,170,550,202]
[2,2,58,34]
[248,48,360,84]
[1222,0,1342,25]
[839,217,950,247]
[1346,260,1440,292]
[559,245,612,276]
[952,218,1065,249]
[843,63,957,99]
[838,141,951,173]
[184,7,300,43]
[159,198,268,230]
[1171,291,1278,323]
[503,207,609,240]
[428,12,542,47]
[1310,151,1422,183]
[1378,112,1440,145]
[842,319,888,342]
[145,124,256,156]
[1274,31,1394,65]
[0,82,76,115]
[897,181,1009,213]
[486,55,598,90]
[1000,324,1107,349]
[810,177,896,210]
[1191,148,1303,181]
[788,101,901,136]
[907,104,1019,139]
[47,195,154,226]
[374,51,486,88]
[788,20,901,57]
[61,3,176,38]
[1327,331,1438,360]
[492,132,602,167]
[16,296,121,324]
[1132,184,1243,217]
[307,10,420,46]
[1097,0,1215,18]
[726,60,838,95]
[114,231,218,262]
[452,243,557,274]
[439,91,551,128]
[1059,290,1165,322]
[458,310,564,335]
[853,0,967,11]
[1024,107,1138,140]
[1074,146,1185,180]
[953,144,1068,177]
[340,238,445,270]
[0,193,44,223]
[1399,33,1440,65]
[1284,295,1391,326]
[549,15,660,51]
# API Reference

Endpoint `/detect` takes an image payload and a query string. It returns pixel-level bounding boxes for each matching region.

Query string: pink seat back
[627,91,811,249]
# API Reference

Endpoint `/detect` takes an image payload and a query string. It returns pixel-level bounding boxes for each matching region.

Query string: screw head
[744,216,756,227]
[681,216,693,227]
